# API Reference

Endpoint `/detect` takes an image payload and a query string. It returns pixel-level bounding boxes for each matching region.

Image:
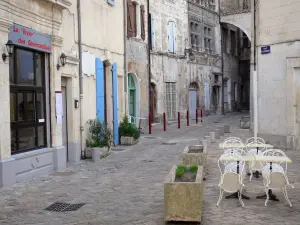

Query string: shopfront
[0,22,68,187]
[8,24,51,154]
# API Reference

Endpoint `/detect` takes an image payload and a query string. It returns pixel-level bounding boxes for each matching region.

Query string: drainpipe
[147,0,151,119]
[253,0,258,139]
[123,0,128,114]
[77,0,85,159]
[218,0,225,115]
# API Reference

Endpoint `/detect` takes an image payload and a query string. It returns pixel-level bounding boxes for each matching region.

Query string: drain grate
[161,142,177,145]
[44,202,85,212]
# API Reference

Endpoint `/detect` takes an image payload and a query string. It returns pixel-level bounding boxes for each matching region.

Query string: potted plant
[164,164,204,222]
[119,114,140,145]
[85,119,113,162]
[182,145,207,168]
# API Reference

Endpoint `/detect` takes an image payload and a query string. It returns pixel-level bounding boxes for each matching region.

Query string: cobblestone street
[0,113,299,225]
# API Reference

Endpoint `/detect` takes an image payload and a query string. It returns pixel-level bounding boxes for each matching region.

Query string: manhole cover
[143,136,157,139]
[44,202,85,212]
[161,142,177,145]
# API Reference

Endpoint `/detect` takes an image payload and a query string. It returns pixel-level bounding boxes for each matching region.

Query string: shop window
[10,48,47,154]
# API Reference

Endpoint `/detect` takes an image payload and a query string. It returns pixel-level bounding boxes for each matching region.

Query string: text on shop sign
[8,24,52,53]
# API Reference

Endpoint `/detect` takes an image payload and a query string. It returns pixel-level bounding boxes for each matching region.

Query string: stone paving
[0,113,299,225]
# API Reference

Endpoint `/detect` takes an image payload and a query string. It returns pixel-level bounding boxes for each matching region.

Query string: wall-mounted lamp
[56,53,67,70]
[2,40,14,62]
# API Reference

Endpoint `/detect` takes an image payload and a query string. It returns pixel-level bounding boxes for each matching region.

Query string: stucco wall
[254,0,300,149]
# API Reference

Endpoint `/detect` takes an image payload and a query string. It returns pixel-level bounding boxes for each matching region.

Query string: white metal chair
[246,137,267,181]
[261,149,294,207]
[217,153,246,207]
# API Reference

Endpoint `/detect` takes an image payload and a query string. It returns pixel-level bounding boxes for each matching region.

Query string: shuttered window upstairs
[127,0,137,37]
[140,5,145,40]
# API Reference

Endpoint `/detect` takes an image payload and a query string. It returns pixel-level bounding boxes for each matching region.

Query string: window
[168,20,176,53]
[150,13,155,49]
[10,48,47,154]
[204,26,213,53]
[222,27,227,52]
[127,0,137,37]
[165,82,176,120]
[190,22,201,51]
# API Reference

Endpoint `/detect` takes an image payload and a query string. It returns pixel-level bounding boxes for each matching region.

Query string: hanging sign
[8,23,52,53]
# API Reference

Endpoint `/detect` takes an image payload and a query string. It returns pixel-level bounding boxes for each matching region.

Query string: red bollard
[148,113,152,134]
[196,109,198,124]
[200,109,203,122]
[187,110,190,127]
[163,112,166,131]
[178,112,180,129]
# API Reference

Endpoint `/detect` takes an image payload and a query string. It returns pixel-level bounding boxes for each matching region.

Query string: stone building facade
[187,0,222,116]
[126,0,149,125]
[0,0,125,187]
[149,0,188,121]
[253,0,300,149]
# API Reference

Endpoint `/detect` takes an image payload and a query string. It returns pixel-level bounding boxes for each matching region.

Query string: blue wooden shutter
[112,62,119,145]
[173,22,177,53]
[96,58,105,122]
[151,15,155,49]
[168,21,173,52]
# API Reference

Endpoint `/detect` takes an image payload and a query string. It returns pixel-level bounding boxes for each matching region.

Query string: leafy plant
[119,114,140,140]
[189,165,198,174]
[176,164,187,177]
[87,119,113,149]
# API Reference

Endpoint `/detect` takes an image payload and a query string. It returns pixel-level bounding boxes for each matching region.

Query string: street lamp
[2,40,14,62]
[56,53,67,70]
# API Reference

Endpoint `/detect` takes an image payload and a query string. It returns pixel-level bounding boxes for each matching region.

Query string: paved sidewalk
[1,113,298,225]
[0,113,237,225]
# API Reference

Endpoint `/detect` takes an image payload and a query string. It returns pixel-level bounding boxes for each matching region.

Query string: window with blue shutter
[107,0,115,6]
[95,58,105,122]
[151,14,155,49]
[168,20,176,53]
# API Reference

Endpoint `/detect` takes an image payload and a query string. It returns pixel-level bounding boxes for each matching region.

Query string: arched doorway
[150,83,157,123]
[189,82,199,120]
[128,73,136,123]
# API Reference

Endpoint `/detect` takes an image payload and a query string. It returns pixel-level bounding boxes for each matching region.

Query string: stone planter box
[240,116,250,129]
[164,165,204,222]
[120,136,139,145]
[85,147,110,162]
[182,145,207,167]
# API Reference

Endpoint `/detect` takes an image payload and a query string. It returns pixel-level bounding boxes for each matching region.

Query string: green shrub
[119,114,140,140]
[87,119,113,148]
[176,164,187,177]
[189,165,198,174]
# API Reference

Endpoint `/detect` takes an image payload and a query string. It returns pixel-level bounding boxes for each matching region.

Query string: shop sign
[8,24,52,53]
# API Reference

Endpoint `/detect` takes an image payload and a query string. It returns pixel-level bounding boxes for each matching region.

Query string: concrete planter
[209,131,216,143]
[240,116,250,129]
[120,136,139,145]
[182,145,207,167]
[86,147,110,162]
[164,165,204,222]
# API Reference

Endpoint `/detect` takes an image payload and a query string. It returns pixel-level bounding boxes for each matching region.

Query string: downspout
[147,0,151,119]
[123,0,128,114]
[253,0,258,139]
[77,0,85,159]
[218,0,225,115]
